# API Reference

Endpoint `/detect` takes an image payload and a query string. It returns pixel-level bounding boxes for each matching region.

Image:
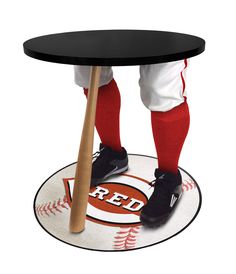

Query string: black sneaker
[140,168,182,227]
[90,143,129,187]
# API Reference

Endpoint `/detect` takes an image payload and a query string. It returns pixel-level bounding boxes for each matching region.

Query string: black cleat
[90,143,129,187]
[140,168,182,227]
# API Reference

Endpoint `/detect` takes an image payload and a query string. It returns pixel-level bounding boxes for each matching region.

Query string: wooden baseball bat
[69,66,101,233]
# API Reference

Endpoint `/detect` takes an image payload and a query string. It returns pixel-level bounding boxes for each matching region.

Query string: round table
[23,30,205,235]
[23,29,205,66]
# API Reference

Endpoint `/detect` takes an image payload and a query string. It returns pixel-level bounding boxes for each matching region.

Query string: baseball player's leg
[138,59,190,227]
[74,66,128,186]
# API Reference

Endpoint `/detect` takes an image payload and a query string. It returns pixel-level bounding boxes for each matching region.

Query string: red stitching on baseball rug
[182,179,196,192]
[35,195,69,217]
[113,226,141,250]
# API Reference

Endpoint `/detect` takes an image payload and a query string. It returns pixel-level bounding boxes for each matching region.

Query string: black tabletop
[23,30,205,66]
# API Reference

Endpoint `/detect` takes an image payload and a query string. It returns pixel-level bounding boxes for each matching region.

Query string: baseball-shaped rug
[34,154,202,251]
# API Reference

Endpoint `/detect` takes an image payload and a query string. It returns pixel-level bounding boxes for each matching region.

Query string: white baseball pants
[74,59,188,112]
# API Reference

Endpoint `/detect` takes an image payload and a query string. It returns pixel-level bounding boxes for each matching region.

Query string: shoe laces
[148,173,166,188]
[149,179,156,189]
[92,147,110,169]
[149,179,168,193]
[92,147,105,160]
[149,173,171,195]
[148,178,171,206]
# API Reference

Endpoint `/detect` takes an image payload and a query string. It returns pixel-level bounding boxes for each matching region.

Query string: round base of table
[34,154,202,251]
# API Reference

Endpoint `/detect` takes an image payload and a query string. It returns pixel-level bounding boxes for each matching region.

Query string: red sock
[84,79,122,152]
[151,101,190,174]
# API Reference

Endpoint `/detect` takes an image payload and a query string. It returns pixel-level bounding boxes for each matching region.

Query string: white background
[1,0,235,273]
